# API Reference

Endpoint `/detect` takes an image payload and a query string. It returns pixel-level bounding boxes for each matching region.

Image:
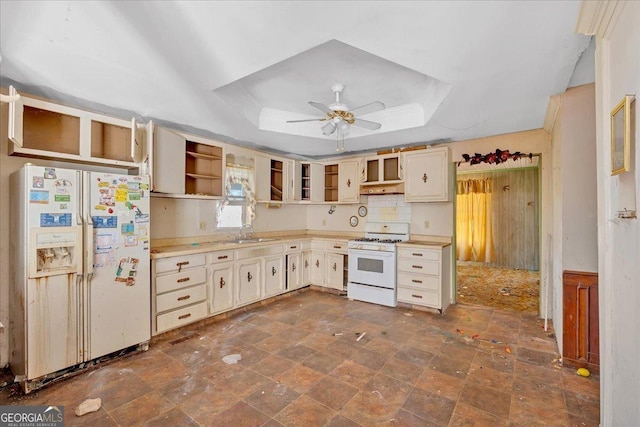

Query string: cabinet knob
[315,260,320,268]
[305,260,309,268]
[272,266,277,276]
[333,263,337,271]
[422,173,428,183]
[220,277,225,288]
[347,178,351,187]
[247,272,252,282]
[292,263,296,272]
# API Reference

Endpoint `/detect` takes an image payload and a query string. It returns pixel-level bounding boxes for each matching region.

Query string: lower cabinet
[286,252,302,290]
[264,255,285,297]
[210,262,234,315]
[237,259,261,307]
[302,251,312,286]
[152,253,209,335]
[326,252,346,291]
[563,271,599,370]
[310,251,325,286]
[396,245,451,312]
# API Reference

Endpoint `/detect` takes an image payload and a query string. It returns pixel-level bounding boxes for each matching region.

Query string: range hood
[359,182,405,195]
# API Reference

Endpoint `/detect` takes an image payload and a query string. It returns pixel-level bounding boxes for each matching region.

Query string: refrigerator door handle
[76,170,83,227]
[84,172,94,277]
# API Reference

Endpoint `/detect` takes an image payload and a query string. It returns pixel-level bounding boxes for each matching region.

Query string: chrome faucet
[239,223,254,240]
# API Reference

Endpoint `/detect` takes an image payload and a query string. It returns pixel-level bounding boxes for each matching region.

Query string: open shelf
[270,159,283,201]
[185,141,223,196]
[91,120,133,162]
[324,164,339,202]
[23,106,80,155]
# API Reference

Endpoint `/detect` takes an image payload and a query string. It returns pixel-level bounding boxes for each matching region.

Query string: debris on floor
[332,333,343,336]
[75,398,102,416]
[222,354,242,364]
[356,332,366,342]
[577,368,591,377]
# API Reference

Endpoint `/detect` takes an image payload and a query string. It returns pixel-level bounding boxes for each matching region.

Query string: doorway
[454,161,540,313]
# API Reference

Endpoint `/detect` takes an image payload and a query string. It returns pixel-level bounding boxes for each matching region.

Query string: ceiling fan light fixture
[322,121,336,136]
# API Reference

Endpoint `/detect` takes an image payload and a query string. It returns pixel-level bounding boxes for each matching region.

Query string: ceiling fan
[286,83,385,137]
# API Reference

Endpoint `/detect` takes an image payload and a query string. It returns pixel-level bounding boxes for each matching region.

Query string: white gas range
[347,222,410,307]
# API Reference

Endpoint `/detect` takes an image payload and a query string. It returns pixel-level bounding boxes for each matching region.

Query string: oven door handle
[348,249,395,258]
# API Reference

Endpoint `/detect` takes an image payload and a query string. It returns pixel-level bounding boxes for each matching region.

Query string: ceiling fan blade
[353,118,381,130]
[321,121,336,136]
[349,101,385,116]
[286,118,324,123]
[309,101,333,114]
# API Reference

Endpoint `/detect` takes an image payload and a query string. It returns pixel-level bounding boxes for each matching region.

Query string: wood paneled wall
[458,167,539,270]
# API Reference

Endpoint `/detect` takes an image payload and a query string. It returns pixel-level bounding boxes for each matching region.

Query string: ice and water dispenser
[29,227,81,278]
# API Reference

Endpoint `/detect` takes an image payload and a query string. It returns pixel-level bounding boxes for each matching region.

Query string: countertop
[150,233,351,259]
[151,234,452,259]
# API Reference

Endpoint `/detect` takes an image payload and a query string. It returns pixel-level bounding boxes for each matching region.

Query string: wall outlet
[199,221,207,230]
[424,220,430,229]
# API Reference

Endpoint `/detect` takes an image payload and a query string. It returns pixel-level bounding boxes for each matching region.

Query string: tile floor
[0,290,600,426]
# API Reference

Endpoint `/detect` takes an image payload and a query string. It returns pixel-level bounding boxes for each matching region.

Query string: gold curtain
[456,178,495,263]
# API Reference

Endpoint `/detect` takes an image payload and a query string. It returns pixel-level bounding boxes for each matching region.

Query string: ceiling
[0,1,592,159]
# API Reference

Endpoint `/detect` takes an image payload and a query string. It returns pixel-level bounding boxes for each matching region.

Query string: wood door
[152,126,186,194]
[563,271,599,369]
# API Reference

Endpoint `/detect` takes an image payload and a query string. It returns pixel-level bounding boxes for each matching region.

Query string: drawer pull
[272,266,277,276]
[290,245,298,249]
[292,262,296,272]
[411,279,423,284]
[178,313,192,320]
[412,253,422,257]
[176,261,189,272]
[177,295,191,301]
[177,277,190,283]
[333,245,341,249]
[411,294,423,299]
[217,255,228,260]
[220,277,226,288]
[412,265,423,269]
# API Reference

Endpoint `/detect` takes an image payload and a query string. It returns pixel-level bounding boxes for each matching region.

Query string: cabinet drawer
[156,266,207,294]
[285,242,301,252]
[398,247,440,261]
[327,241,347,251]
[397,258,439,275]
[210,250,234,263]
[154,254,206,274]
[397,272,440,291]
[397,287,440,307]
[156,284,207,313]
[156,301,207,333]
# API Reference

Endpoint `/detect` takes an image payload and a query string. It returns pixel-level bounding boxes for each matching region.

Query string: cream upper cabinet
[338,160,360,203]
[151,124,186,194]
[284,160,301,202]
[404,147,451,202]
[361,154,402,184]
[255,156,294,202]
[7,86,142,169]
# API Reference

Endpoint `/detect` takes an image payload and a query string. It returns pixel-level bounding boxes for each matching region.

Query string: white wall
[587,2,640,424]
[549,83,598,356]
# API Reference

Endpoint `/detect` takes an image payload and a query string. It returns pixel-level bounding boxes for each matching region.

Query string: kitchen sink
[229,237,278,244]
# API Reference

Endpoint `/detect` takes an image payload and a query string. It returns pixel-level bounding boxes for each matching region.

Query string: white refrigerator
[10,164,151,392]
